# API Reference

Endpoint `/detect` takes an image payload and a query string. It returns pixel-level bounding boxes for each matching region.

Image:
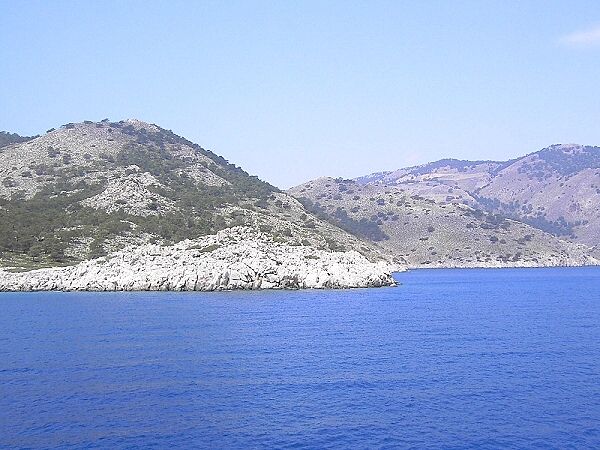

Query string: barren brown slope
[289,177,598,268]
[355,145,600,247]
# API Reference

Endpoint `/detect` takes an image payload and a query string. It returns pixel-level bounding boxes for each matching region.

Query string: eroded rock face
[0,227,398,292]
[80,169,175,216]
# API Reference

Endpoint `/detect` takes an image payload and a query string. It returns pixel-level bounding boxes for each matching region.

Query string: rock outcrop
[0,227,397,291]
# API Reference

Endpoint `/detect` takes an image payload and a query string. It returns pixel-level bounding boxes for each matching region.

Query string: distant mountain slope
[288,177,598,268]
[476,145,600,245]
[355,158,506,191]
[0,120,387,270]
[355,144,600,246]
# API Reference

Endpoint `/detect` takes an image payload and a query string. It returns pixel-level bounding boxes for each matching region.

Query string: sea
[1,267,599,449]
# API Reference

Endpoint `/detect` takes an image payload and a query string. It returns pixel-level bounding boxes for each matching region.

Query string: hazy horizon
[2,1,600,188]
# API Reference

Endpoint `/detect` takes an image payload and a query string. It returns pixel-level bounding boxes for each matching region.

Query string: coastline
[0,227,397,292]
[405,262,600,270]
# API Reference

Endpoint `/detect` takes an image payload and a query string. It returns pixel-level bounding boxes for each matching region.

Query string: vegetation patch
[297,198,388,241]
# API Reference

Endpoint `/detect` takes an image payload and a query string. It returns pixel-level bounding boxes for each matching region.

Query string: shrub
[2,177,16,187]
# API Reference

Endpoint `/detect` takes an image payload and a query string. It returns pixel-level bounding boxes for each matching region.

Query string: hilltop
[0,119,390,273]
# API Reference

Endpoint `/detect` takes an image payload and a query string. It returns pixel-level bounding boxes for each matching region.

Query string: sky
[2,1,600,188]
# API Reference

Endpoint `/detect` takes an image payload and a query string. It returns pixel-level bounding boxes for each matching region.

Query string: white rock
[0,227,398,292]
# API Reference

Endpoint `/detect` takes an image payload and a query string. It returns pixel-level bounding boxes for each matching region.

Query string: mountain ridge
[351,143,600,245]
[288,143,600,268]
[2,121,598,275]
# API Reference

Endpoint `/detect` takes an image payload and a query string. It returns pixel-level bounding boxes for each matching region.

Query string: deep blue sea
[1,267,600,449]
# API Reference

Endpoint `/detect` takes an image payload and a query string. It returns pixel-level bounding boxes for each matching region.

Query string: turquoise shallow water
[1,267,600,449]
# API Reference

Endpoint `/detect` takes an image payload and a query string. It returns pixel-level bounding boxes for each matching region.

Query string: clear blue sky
[2,1,600,188]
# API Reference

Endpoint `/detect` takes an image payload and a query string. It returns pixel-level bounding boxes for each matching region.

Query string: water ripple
[1,267,600,448]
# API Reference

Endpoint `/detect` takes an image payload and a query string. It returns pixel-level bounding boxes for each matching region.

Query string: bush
[2,177,16,187]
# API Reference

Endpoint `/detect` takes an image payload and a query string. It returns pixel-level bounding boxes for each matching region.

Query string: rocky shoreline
[406,258,600,270]
[0,227,398,292]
